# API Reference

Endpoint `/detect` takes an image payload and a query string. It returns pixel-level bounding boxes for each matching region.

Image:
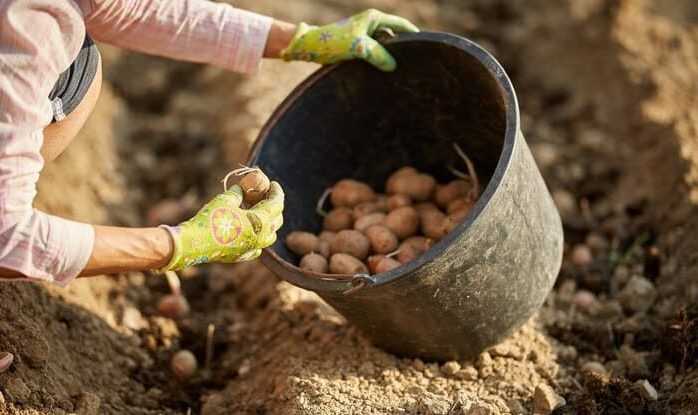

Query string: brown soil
[1,0,698,414]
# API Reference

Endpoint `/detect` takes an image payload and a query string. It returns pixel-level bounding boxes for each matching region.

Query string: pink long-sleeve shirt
[0,0,272,285]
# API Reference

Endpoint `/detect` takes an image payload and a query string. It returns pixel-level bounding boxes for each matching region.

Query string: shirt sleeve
[0,0,95,286]
[81,0,273,74]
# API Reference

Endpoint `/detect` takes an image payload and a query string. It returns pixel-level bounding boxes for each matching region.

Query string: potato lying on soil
[300,253,329,273]
[364,225,399,254]
[386,172,436,201]
[330,253,369,274]
[330,179,375,207]
[330,230,370,260]
[434,180,470,208]
[388,194,412,210]
[285,231,319,256]
[323,207,354,231]
[354,212,386,232]
[384,206,420,239]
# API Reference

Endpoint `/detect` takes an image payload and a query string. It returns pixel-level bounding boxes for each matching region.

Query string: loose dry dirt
[1,1,697,414]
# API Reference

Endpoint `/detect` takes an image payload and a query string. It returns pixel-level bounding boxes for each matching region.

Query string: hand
[281,9,419,72]
[161,182,284,270]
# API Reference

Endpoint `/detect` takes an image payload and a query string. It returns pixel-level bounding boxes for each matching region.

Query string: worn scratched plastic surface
[248,32,563,361]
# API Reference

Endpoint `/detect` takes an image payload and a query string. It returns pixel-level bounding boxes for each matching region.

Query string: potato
[330,179,376,207]
[354,212,386,232]
[401,236,434,253]
[449,208,470,223]
[387,194,412,210]
[397,237,432,264]
[384,206,419,239]
[420,210,449,240]
[374,195,390,212]
[373,256,401,274]
[317,240,331,258]
[367,255,386,273]
[318,231,337,244]
[300,253,329,273]
[239,170,270,206]
[285,231,319,256]
[353,202,382,218]
[434,180,470,208]
[414,202,440,215]
[329,253,369,274]
[323,208,354,231]
[330,230,370,260]
[388,167,418,181]
[396,245,417,263]
[386,173,436,201]
[447,198,473,214]
[364,225,399,254]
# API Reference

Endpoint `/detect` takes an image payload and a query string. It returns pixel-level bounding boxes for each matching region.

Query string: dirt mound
[2,0,698,414]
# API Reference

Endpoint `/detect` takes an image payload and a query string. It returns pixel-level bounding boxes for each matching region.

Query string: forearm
[80,226,173,277]
[264,20,297,59]
[0,226,173,280]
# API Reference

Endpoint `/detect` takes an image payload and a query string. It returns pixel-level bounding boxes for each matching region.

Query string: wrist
[159,225,181,271]
[264,20,298,59]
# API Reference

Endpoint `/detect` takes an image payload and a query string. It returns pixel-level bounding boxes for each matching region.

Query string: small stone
[571,244,593,267]
[635,380,658,401]
[0,352,14,373]
[75,392,101,415]
[5,377,31,402]
[441,361,461,376]
[581,361,607,375]
[573,290,597,309]
[533,384,566,414]
[617,276,657,313]
[455,365,479,381]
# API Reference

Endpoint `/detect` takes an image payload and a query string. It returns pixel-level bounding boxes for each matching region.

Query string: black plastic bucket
[248,32,563,361]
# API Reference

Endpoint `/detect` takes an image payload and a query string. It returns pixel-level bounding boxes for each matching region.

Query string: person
[0,0,418,285]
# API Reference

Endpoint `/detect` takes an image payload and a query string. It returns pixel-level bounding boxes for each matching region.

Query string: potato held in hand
[239,169,271,206]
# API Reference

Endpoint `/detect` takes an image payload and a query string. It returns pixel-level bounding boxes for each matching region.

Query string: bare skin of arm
[0,19,296,281]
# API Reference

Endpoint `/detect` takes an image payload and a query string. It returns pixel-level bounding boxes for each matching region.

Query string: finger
[374,14,420,34]
[220,185,244,208]
[358,36,397,72]
[250,181,284,218]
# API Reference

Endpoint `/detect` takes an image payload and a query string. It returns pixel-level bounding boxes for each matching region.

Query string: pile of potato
[285,166,479,276]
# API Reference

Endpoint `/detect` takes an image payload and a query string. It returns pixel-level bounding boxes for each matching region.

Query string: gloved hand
[161,182,284,270]
[281,9,419,72]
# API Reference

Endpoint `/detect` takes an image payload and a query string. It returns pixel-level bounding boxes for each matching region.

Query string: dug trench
[1,1,697,414]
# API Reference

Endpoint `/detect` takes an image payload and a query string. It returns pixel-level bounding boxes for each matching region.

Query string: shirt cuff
[48,216,95,286]
[219,7,273,74]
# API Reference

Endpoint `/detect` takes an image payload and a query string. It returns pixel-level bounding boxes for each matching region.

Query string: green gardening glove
[161,182,284,270]
[281,9,419,72]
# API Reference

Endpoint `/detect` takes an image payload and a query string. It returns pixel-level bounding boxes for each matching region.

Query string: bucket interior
[252,35,509,265]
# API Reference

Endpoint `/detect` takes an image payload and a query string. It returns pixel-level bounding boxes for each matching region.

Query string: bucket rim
[250,31,520,294]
